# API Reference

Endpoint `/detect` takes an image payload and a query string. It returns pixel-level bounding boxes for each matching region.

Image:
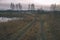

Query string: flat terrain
[0,11,60,40]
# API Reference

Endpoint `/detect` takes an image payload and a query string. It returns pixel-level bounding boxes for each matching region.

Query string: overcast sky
[0,0,60,5]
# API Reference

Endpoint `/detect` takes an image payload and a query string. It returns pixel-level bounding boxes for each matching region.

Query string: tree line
[10,3,35,10]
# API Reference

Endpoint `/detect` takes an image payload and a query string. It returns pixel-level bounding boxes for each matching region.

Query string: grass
[0,11,60,40]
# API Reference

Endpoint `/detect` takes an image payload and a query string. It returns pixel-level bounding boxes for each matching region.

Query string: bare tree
[50,4,56,11]
[16,3,22,10]
[16,4,19,10]
[18,3,22,10]
[10,3,15,10]
[31,4,35,10]
[28,4,31,10]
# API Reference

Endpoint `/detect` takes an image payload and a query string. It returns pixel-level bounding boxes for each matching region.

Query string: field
[0,11,60,40]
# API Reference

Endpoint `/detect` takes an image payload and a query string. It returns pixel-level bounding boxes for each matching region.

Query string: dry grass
[0,13,59,40]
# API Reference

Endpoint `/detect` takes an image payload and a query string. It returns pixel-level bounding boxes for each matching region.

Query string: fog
[0,0,60,5]
[0,3,51,11]
[0,0,60,11]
